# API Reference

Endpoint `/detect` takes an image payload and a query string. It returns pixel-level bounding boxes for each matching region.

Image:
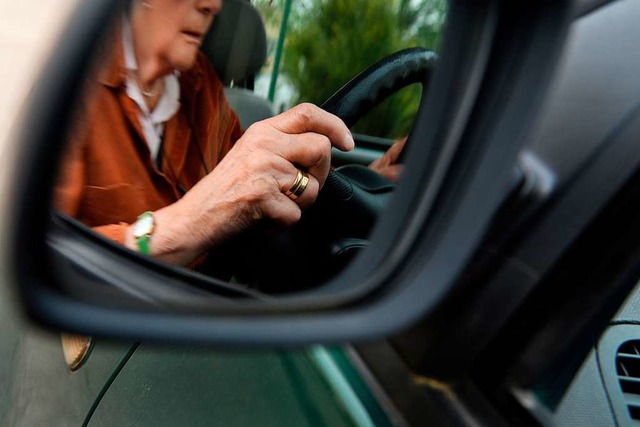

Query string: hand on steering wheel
[369,137,408,182]
[219,48,437,292]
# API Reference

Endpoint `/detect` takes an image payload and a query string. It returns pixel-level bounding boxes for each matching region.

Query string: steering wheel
[201,48,437,292]
[319,47,437,234]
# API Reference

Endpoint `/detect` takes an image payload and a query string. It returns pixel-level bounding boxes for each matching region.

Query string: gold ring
[284,170,309,200]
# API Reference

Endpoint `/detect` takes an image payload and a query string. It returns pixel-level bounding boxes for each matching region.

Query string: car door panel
[3,330,133,426]
[87,346,371,427]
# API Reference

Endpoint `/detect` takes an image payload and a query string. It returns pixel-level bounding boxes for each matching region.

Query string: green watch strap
[137,234,151,255]
[132,211,155,256]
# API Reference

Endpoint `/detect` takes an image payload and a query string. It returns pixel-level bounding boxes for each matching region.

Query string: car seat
[201,0,275,129]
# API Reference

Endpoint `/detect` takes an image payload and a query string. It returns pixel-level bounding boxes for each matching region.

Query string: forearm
[122,198,240,266]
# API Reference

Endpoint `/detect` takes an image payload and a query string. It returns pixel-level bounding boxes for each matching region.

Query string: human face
[133,0,222,72]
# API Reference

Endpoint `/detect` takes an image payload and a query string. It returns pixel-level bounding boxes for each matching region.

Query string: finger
[240,119,338,188]
[259,191,302,228]
[265,103,355,152]
[277,132,332,188]
[281,170,321,210]
[368,155,386,172]
[261,148,326,196]
[379,164,405,183]
[387,137,408,163]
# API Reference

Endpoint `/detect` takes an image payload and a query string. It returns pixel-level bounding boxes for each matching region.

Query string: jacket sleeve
[53,116,130,245]
[53,113,85,218]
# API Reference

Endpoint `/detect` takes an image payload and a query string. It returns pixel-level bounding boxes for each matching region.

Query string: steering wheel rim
[316,47,437,236]
[321,47,437,128]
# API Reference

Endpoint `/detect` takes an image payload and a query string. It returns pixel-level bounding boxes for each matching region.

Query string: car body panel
[88,346,358,426]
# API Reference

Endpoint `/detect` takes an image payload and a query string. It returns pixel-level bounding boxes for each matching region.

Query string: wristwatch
[131,211,155,255]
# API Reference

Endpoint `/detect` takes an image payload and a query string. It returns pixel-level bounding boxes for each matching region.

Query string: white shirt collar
[122,16,181,159]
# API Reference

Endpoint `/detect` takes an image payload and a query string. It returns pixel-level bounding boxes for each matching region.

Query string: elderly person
[55,0,403,268]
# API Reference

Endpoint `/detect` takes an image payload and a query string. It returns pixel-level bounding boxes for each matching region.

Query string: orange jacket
[55,41,243,244]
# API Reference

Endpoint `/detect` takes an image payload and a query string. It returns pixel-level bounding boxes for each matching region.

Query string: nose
[197,0,222,16]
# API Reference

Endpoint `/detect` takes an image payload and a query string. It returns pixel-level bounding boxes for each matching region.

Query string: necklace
[132,71,162,98]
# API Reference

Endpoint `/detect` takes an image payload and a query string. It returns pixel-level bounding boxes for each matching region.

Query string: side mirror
[10,0,573,345]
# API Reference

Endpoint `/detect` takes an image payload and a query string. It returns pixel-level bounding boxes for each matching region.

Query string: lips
[181,30,204,45]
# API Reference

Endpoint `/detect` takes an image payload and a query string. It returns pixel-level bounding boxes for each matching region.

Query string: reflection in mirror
[53,0,446,299]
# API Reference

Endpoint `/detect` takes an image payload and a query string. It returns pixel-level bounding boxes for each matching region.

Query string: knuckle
[295,103,316,126]
[244,149,278,173]
[242,122,269,144]
[244,154,265,171]
[246,120,265,132]
[309,136,332,166]
[240,177,271,207]
[297,102,316,113]
[320,135,332,154]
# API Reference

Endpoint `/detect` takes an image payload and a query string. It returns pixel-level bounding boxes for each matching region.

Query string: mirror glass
[52,0,447,301]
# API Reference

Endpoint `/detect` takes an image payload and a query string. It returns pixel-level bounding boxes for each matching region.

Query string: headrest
[201,0,268,85]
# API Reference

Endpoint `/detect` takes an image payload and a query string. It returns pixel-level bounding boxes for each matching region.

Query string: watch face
[132,214,154,238]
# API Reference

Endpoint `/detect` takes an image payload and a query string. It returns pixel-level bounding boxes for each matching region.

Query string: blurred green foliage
[255,0,447,138]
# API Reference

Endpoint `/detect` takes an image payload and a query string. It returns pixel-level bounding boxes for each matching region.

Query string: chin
[170,49,199,72]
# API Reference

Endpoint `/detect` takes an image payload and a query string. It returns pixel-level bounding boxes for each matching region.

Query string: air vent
[616,340,640,421]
